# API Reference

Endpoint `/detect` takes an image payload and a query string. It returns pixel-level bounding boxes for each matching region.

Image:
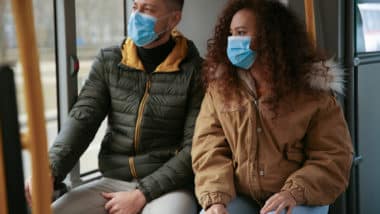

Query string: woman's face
[230,9,257,49]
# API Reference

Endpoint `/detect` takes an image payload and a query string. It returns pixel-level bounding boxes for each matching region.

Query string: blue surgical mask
[127,11,169,47]
[227,36,257,70]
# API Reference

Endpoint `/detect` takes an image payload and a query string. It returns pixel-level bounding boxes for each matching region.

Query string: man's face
[132,0,175,34]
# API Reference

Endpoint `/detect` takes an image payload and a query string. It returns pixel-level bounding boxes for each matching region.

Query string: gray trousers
[52,177,198,214]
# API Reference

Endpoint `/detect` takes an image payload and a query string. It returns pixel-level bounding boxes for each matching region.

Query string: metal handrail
[11,0,52,213]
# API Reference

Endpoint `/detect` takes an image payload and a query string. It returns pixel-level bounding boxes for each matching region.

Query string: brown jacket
[191,60,354,209]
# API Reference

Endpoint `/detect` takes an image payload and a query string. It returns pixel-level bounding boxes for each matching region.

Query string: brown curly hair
[203,0,327,106]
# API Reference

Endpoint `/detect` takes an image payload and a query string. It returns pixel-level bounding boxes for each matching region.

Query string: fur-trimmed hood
[235,58,346,97]
[306,59,345,95]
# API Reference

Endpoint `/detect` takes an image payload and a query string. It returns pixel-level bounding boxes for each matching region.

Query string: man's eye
[144,7,154,12]
[238,31,246,35]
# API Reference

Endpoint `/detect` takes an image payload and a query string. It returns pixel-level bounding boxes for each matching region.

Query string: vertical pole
[0,127,8,214]
[304,0,317,47]
[11,0,52,213]
[0,66,28,214]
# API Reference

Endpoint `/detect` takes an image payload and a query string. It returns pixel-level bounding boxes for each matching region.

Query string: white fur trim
[306,58,345,95]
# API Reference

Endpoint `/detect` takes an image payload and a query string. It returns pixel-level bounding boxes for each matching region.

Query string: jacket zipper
[133,75,151,153]
[128,157,138,178]
[252,98,265,206]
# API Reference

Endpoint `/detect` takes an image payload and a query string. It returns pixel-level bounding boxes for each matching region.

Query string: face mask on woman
[227,36,257,70]
[127,11,170,47]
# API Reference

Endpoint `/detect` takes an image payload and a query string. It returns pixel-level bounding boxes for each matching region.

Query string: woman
[191,0,353,214]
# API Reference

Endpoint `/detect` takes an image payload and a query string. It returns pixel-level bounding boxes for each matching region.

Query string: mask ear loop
[153,12,176,41]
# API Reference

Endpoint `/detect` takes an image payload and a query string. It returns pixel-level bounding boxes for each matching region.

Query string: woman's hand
[205,204,229,214]
[260,191,296,214]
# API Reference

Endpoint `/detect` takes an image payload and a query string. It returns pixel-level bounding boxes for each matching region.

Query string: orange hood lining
[121,30,188,73]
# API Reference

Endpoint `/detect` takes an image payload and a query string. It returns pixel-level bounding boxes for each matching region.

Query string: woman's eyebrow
[230,26,247,31]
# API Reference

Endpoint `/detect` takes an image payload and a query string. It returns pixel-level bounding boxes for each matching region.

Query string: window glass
[76,0,125,174]
[356,0,380,53]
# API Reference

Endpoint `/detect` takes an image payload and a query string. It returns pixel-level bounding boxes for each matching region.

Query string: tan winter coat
[191,60,354,209]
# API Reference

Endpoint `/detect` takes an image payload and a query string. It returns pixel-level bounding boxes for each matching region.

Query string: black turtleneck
[137,37,175,73]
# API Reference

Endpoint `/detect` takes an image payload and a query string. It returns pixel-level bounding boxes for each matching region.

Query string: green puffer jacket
[49,31,204,201]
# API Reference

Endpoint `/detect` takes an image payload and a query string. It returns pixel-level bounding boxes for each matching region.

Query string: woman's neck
[249,62,272,97]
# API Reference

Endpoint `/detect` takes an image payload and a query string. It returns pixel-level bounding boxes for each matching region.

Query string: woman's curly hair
[203,0,327,106]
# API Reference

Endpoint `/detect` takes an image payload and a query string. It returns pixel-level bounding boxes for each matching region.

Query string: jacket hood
[235,58,346,98]
[306,59,345,95]
[120,30,194,73]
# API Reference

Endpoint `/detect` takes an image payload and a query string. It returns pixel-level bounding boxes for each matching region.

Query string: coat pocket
[285,149,305,165]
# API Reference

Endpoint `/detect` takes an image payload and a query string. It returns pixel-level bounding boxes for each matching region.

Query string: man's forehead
[134,0,162,6]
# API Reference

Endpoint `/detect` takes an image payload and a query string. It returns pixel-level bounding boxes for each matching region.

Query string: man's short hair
[168,0,184,11]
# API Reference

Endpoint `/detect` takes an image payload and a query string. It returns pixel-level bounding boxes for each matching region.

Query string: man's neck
[137,36,175,73]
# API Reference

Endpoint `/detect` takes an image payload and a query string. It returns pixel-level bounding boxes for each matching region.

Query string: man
[25,0,203,213]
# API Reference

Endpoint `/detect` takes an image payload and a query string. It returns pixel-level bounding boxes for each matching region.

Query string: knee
[142,190,197,214]
[267,211,285,214]
[290,205,329,214]
[226,195,260,214]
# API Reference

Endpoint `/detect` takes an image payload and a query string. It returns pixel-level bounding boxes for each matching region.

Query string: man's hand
[25,177,33,207]
[260,191,296,214]
[205,204,229,214]
[102,189,147,214]
[25,175,54,207]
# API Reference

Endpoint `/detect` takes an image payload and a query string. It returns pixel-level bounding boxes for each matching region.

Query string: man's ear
[169,11,182,28]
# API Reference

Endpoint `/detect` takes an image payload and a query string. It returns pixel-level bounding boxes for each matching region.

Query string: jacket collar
[120,30,188,73]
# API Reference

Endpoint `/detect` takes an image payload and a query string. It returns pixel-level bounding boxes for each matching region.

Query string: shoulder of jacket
[99,45,122,61]
[302,91,341,114]
[183,39,203,66]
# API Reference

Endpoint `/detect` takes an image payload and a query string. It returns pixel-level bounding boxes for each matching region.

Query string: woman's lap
[200,195,328,214]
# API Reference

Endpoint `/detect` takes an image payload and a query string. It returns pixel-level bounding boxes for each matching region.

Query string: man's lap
[52,177,197,214]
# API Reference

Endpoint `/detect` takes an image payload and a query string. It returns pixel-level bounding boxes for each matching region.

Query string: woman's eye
[238,31,246,35]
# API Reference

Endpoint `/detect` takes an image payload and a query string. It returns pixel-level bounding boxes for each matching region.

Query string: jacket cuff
[281,181,306,204]
[49,163,64,187]
[137,181,154,202]
[200,192,232,209]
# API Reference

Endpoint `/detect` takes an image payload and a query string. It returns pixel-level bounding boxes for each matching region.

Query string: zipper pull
[253,99,259,107]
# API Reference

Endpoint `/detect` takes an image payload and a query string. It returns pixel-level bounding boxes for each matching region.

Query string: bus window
[357,0,380,53]
[75,0,125,175]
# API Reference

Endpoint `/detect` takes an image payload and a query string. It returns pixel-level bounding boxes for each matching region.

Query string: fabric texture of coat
[192,60,354,209]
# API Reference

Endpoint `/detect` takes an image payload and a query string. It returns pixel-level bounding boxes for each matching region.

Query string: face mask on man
[227,36,257,70]
[127,11,171,47]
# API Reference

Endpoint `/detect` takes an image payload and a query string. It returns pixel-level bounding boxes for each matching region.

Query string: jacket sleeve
[49,50,110,184]
[191,91,236,209]
[137,60,204,202]
[281,95,354,205]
